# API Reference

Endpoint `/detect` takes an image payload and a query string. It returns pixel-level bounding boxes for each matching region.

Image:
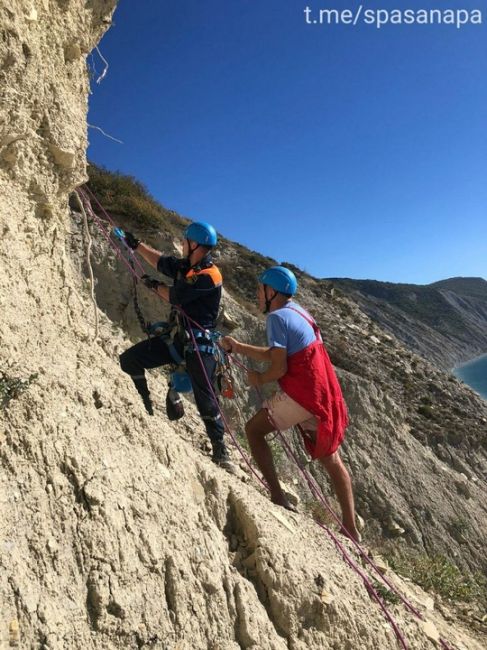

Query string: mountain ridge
[328,277,487,370]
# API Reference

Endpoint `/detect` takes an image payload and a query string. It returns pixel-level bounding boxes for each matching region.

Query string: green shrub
[86,163,185,236]
[305,500,335,528]
[449,518,470,542]
[372,581,400,605]
[388,552,487,604]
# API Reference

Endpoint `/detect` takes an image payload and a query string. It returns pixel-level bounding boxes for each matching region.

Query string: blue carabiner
[113,227,125,241]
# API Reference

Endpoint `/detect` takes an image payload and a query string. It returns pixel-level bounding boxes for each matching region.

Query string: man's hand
[113,227,141,250]
[221,336,240,354]
[246,369,262,387]
[124,231,141,250]
[141,274,164,290]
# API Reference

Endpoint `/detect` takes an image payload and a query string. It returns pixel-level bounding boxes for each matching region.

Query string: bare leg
[319,450,360,542]
[245,409,294,510]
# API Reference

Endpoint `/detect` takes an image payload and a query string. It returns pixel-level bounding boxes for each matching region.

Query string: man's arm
[253,347,287,385]
[136,242,163,270]
[117,230,175,273]
[225,339,272,362]
[154,284,170,302]
[222,315,284,363]
[221,337,287,386]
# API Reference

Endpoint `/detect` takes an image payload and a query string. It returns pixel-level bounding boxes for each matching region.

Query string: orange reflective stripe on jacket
[186,265,223,287]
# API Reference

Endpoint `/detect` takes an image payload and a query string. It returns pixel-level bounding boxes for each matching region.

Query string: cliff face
[0,0,117,377]
[1,4,487,650]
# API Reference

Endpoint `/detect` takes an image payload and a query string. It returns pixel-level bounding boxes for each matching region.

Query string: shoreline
[452,353,487,400]
[452,351,487,372]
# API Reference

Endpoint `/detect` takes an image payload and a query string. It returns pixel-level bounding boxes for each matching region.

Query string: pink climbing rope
[183,316,268,490]
[229,353,455,650]
[77,186,456,650]
[77,187,267,490]
[77,188,144,279]
[228,362,409,649]
[82,185,147,276]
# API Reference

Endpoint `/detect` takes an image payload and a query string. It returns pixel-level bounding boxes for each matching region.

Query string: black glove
[142,274,164,290]
[124,231,140,250]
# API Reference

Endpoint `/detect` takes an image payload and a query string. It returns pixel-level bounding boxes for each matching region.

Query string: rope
[94,45,109,84]
[185,329,412,648]
[229,351,455,650]
[77,186,456,650]
[77,187,266,488]
[77,189,147,283]
[184,316,268,490]
[73,190,99,340]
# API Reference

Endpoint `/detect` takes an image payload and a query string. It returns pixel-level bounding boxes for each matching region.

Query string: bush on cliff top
[86,163,185,236]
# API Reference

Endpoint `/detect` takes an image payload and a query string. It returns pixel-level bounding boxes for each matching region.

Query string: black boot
[166,387,184,421]
[142,393,154,416]
[132,376,154,416]
[211,440,234,471]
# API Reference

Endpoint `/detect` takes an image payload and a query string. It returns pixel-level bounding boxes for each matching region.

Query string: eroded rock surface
[1,3,486,650]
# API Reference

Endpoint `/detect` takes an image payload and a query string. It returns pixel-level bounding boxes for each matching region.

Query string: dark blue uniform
[120,254,225,445]
[157,254,222,329]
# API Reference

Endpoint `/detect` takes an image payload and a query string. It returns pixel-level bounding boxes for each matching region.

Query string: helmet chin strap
[263,285,278,314]
[186,239,202,266]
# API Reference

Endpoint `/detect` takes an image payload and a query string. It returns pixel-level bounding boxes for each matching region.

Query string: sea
[453,353,487,400]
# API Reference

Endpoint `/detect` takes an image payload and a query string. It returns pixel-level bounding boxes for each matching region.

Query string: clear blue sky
[88,0,486,284]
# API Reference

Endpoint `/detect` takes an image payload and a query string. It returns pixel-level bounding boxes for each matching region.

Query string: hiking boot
[211,441,235,471]
[142,394,154,416]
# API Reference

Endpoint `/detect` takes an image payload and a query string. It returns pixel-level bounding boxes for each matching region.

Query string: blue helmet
[259,266,297,296]
[184,221,217,247]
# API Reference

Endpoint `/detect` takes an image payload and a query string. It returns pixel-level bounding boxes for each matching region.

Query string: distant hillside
[329,277,487,370]
[431,277,487,299]
[328,279,467,336]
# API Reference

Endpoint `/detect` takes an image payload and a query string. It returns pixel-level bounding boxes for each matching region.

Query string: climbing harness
[78,185,455,650]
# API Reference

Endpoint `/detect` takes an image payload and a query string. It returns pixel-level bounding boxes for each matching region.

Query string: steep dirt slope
[80,196,487,581]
